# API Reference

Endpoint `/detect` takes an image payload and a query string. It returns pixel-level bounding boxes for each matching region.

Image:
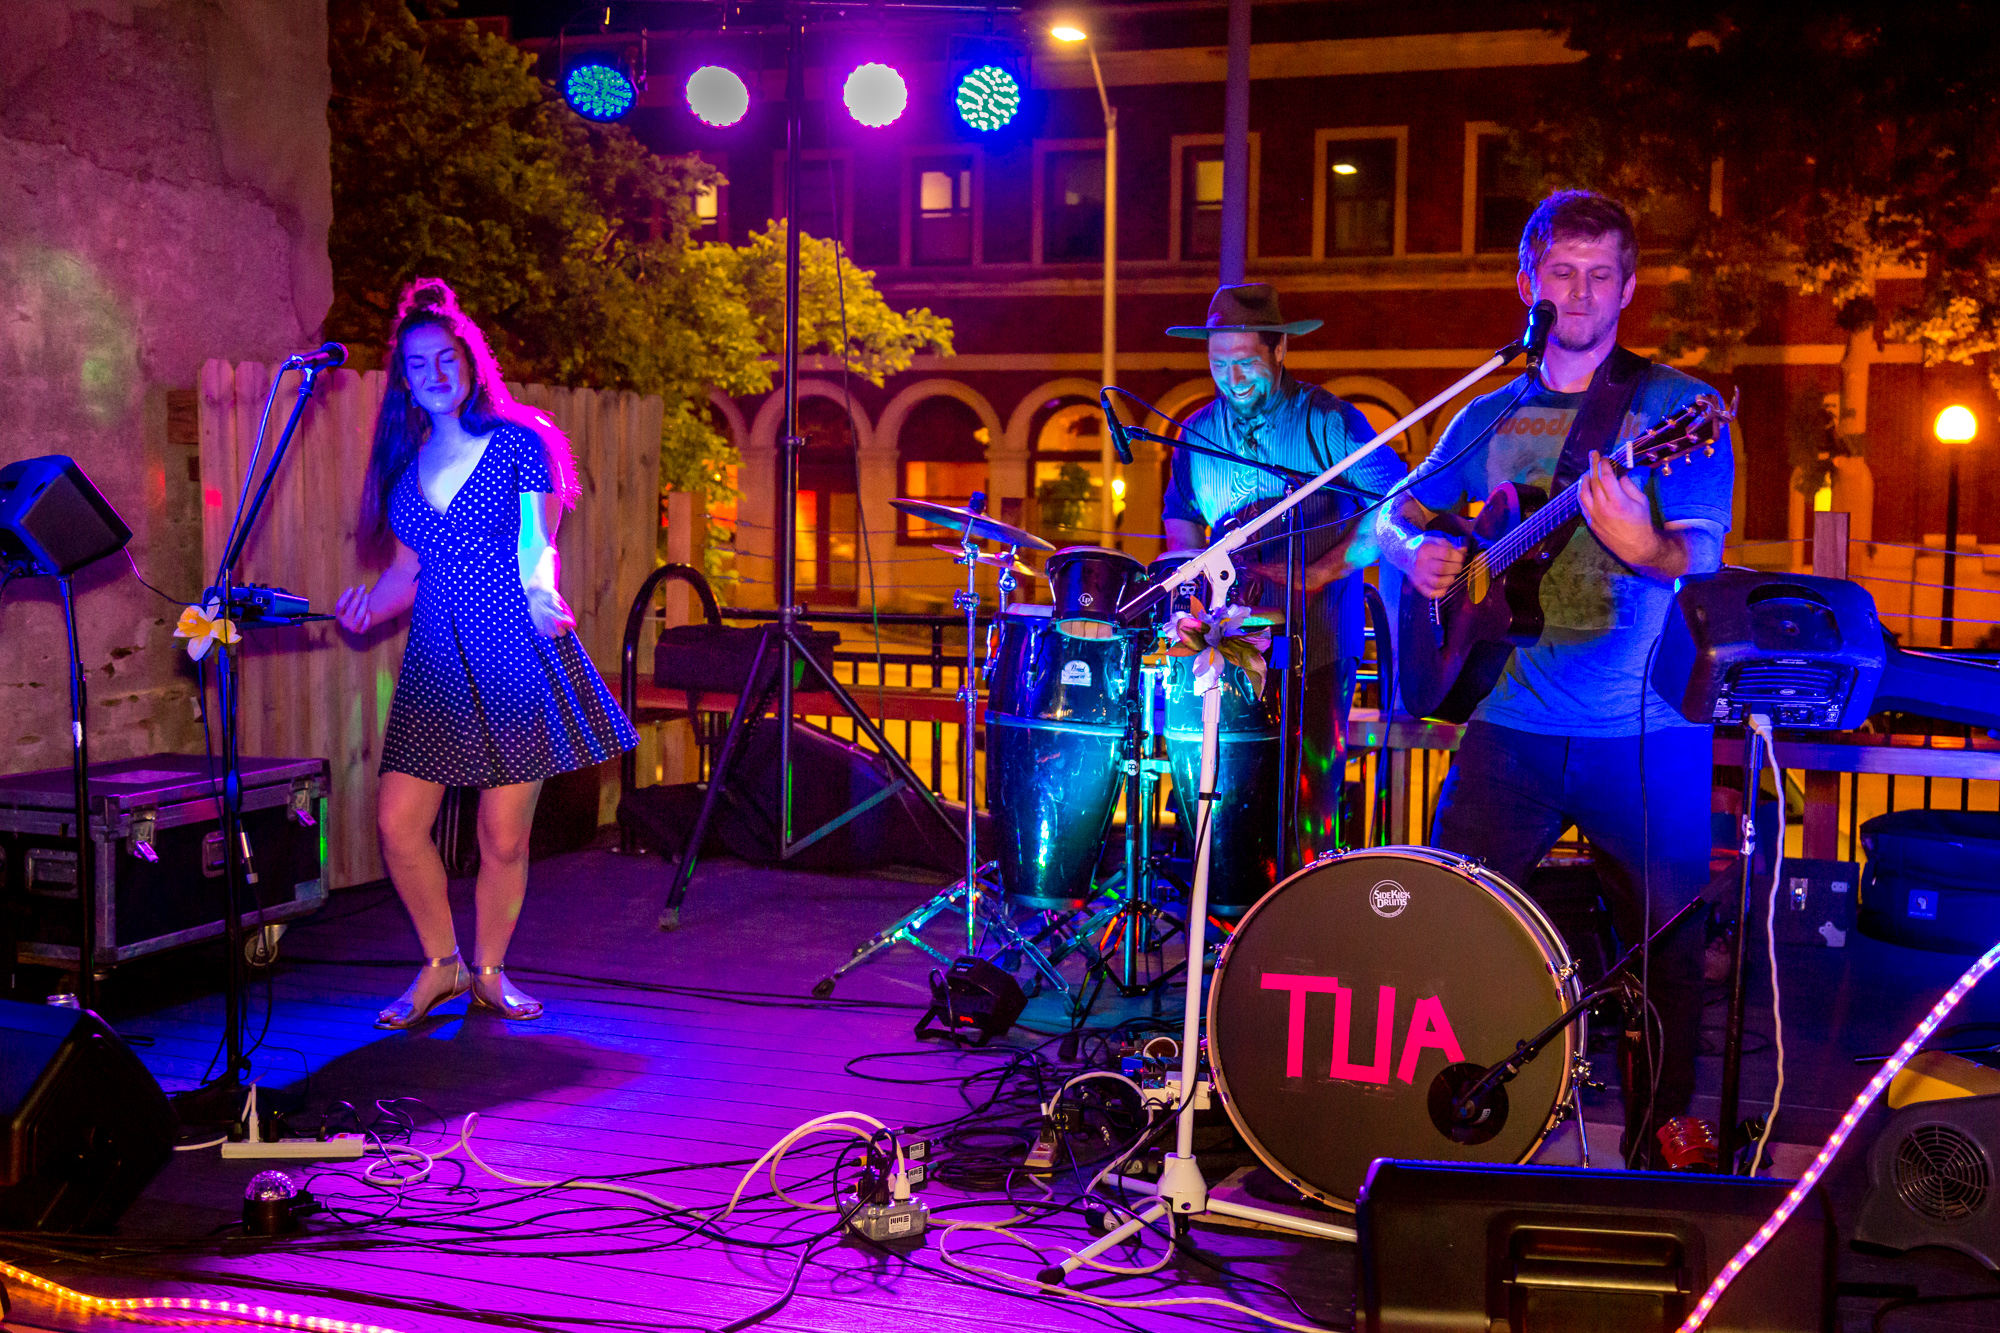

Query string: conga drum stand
[814,505,1071,1005]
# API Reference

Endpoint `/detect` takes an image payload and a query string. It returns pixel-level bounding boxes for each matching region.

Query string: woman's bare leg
[469,780,545,1017]
[376,771,463,1018]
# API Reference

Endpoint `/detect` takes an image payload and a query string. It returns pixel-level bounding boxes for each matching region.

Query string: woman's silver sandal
[375,951,470,1029]
[470,965,544,1021]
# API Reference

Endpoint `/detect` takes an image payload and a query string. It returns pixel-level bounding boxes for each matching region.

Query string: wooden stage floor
[6,843,2000,1332]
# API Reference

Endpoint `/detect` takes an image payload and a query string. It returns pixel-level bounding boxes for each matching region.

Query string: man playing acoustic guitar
[1376,191,1735,1168]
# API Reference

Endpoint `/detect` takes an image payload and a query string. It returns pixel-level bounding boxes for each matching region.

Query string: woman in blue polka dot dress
[335,279,638,1029]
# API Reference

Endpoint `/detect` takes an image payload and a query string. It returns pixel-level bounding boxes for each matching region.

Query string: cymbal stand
[814,510,1072,1005]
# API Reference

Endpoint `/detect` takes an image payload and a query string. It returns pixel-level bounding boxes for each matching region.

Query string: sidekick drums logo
[1369,880,1410,919]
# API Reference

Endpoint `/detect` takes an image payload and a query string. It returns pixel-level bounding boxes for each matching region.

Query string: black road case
[0,754,327,974]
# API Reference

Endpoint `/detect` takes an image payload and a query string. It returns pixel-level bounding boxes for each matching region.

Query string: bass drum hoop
[1205,844,1583,1211]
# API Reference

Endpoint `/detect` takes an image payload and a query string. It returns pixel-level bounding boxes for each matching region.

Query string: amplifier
[1652,571,1885,730]
[0,754,327,973]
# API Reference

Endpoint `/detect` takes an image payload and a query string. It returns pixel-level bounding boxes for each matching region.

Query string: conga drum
[984,606,1136,911]
[1207,847,1583,1206]
[1161,636,1282,917]
[1045,546,1146,639]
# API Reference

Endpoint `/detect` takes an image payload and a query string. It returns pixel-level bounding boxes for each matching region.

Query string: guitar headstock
[1621,387,1739,477]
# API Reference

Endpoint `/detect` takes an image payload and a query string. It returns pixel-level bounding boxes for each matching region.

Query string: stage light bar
[843,62,908,128]
[955,64,1021,132]
[565,60,637,122]
[686,65,750,127]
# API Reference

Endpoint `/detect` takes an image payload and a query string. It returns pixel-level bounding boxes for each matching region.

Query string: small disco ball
[565,61,637,122]
[955,64,1020,132]
[243,1169,302,1236]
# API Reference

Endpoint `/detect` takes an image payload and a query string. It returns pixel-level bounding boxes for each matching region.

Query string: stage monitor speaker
[1853,1089,2000,1270]
[0,999,174,1231]
[1356,1159,1832,1332]
[0,455,132,577]
[1652,570,1884,730]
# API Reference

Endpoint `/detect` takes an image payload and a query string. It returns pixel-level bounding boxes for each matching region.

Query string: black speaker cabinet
[1651,570,1884,730]
[0,455,132,577]
[1357,1160,1832,1332]
[0,999,173,1231]
[1853,1091,2000,1270]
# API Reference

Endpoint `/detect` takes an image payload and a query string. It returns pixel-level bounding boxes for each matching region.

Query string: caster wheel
[246,924,285,968]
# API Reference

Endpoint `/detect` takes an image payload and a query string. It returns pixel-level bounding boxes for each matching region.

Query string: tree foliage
[1518,4,2000,389]
[326,0,952,501]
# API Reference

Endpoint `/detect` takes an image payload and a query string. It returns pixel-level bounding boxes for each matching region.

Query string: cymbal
[931,544,1039,577]
[891,498,1054,551]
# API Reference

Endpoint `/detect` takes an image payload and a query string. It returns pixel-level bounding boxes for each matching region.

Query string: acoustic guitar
[1396,392,1736,722]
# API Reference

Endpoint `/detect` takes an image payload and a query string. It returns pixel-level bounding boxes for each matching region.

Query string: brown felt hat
[1164,282,1323,339]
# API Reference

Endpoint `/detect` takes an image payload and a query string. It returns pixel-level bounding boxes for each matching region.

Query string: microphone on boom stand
[1520,299,1557,371]
[285,342,348,372]
[1100,389,1135,465]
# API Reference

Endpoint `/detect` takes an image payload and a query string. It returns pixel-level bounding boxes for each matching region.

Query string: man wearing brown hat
[1162,282,1406,859]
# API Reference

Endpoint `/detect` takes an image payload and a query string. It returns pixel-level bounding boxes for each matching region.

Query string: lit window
[1326,138,1396,256]
[1181,146,1226,260]
[913,157,974,265]
[694,183,719,221]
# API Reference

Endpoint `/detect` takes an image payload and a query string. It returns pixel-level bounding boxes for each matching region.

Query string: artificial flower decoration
[1167,598,1276,698]
[174,600,240,661]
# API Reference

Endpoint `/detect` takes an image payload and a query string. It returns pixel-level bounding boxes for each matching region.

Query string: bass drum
[1208,847,1581,1208]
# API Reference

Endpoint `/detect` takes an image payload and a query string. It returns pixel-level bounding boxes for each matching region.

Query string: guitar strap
[1550,344,1652,492]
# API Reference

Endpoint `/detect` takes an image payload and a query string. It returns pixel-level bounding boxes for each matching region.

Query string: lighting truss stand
[814,514,1072,1004]
[659,7,971,932]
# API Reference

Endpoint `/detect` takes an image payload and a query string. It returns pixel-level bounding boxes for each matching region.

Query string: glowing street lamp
[1936,405,1978,646]
[1052,22,1118,540]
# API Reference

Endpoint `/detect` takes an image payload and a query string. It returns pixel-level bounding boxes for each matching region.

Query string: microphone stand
[1049,331,1546,1274]
[174,358,327,1123]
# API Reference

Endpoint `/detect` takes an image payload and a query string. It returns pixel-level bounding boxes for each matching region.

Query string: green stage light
[565,61,636,122]
[955,64,1021,132]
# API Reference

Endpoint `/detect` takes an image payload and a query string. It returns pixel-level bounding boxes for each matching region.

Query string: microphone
[1100,390,1134,465]
[1521,300,1557,370]
[287,342,348,371]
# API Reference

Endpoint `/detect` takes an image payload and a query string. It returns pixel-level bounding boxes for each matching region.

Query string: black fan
[1857,1092,2000,1269]
[1895,1124,1991,1222]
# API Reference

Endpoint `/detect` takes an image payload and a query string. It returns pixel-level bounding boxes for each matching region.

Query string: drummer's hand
[1404,534,1466,600]
[526,586,577,639]
[334,585,374,634]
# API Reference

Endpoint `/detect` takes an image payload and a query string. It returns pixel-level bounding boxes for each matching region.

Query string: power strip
[220,1135,367,1161]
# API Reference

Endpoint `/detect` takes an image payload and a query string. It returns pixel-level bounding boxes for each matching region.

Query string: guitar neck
[1477,455,1614,580]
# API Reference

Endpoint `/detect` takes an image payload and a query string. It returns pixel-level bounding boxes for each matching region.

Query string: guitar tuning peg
[1660,461,1672,475]
[1704,446,1714,457]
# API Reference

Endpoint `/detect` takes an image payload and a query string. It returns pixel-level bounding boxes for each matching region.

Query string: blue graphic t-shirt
[1403,361,1734,735]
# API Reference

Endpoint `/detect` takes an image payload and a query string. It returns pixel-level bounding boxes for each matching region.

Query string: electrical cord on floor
[1745,711,1787,1176]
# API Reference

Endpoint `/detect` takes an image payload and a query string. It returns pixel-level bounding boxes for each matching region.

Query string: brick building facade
[531,5,2000,643]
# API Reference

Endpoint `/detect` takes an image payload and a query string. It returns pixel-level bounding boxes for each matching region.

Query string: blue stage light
[565,61,637,122]
[954,64,1020,132]
[843,62,907,128]
[686,65,750,127]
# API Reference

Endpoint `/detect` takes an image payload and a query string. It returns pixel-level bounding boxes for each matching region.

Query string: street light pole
[1089,43,1117,544]
[1935,405,1977,648]
[1057,26,1118,544]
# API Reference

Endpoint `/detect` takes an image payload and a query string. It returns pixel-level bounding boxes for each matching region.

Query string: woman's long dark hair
[359,278,579,559]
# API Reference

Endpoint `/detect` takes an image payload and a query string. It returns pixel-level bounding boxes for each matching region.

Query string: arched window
[1031,400,1111,545]
[792,396,859,605]
[897,396,989,543]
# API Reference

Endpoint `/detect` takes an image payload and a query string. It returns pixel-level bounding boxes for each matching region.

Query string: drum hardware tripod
[1045,312,1559,1270]
[1053,661,1190,1002]
[814,497,1074,1007]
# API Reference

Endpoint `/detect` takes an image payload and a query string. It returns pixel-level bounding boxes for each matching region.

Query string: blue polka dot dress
[379,423,638,788]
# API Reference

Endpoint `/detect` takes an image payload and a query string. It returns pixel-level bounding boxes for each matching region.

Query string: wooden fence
[198,360,663,890]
